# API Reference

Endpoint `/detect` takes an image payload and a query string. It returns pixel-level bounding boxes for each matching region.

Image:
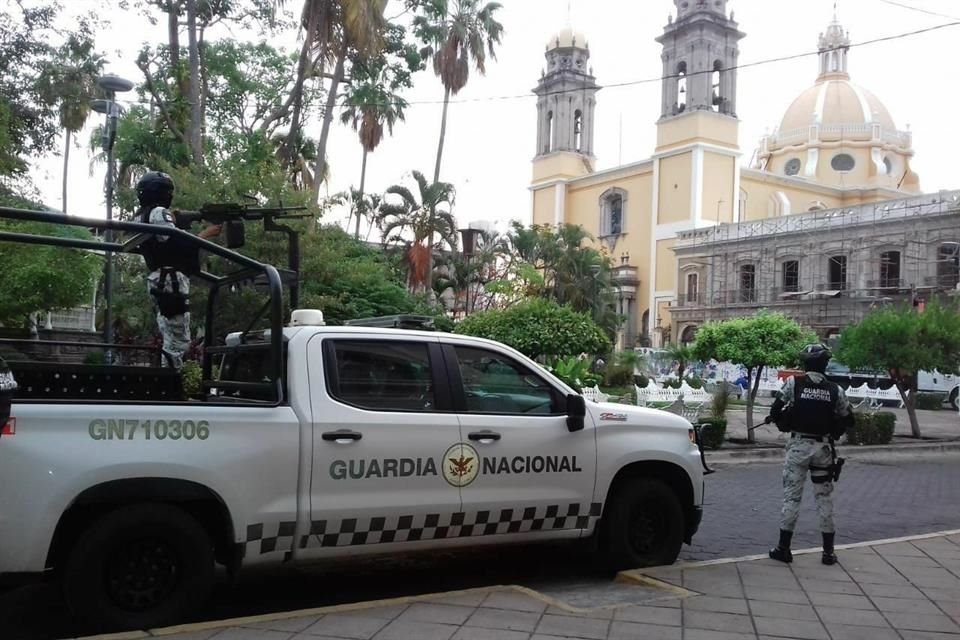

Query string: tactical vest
[137,206,202,275]
[791,376,840,437]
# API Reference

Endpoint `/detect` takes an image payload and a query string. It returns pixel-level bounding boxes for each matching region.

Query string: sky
[31,0,960,238]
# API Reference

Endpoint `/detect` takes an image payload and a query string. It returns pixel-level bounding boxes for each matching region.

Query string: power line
[873,0,960,21]
[112,19,960,111]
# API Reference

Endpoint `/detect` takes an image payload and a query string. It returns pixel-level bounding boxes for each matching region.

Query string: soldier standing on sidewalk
[766,343,854,565]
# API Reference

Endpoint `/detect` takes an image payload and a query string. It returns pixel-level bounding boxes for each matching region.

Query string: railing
[866,278,906,289]
[760,124,913,149]
[676,292,705,306]
[924,274,960,289]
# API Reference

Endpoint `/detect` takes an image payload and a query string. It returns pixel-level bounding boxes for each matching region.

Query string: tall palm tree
[340,62,407,238]
[376,170,456,292]
[412,0,503,294]
[54,35,103,213]
[273,0,387,200]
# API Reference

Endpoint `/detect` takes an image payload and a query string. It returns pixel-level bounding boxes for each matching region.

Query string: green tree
[0,215,101,326]
[411,0,503,293]
[377,170,456,292]
[456,298,610,360]
[692,312,814,441]
[837,302,960,438]
[51,30,103,213]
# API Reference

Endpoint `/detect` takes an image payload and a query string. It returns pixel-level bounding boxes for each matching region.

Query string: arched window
[573,109,583,152]
[937,242,960,288]
[831,153,855,172]
[739,264,757,302]
[545,111,553,153]
[829,255,848,290]
[680,325,698,345]
[600,189,626,237]
[883,156,893,176]
[784,158,802,176]
[782,260,800,293]
[711,60,723,112]
[686,272,699,304]
[677,62,687,113]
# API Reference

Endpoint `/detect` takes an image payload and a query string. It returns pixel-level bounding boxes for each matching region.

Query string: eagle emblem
[449,455,474,478]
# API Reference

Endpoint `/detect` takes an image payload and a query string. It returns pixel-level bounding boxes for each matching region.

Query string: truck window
[453,346,560,415]
[326,340,435,412]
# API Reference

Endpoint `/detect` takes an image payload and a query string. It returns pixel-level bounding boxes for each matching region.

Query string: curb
[705,439,960,465]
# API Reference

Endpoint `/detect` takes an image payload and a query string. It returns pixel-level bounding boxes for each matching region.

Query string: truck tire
[62,503,215,632]
[950,388,958,411]
[602,478,685,569]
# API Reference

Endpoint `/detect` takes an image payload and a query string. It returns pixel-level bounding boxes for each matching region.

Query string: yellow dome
[546,27,588,50]
[779,78,897,134]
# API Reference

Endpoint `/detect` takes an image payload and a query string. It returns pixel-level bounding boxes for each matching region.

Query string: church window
[831,153,855,172]
[783,260,800,292]
[677,62,687,113]
[574,109,583,152]
[883,156,893,176]
[600,189,626,237]
[738,264,757,302]
[937,243,960,288]
[546,111,554,153]
[880,251,901,288]
[711,60,722,112]
[828,255,848,290]
[784,158,802,176]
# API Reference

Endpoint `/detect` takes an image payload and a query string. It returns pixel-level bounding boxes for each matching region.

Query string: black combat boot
[769,529,793,564]
[822,532,837,565]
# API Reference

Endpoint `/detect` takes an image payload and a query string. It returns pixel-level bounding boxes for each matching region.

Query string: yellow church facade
[529,1,921,348]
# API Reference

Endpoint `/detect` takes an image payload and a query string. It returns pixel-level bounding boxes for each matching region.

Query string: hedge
[847,411,896,445]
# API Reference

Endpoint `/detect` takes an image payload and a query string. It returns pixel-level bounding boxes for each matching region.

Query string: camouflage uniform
[0,355,16,437]
[145,205,191,369]
[776,372,852,534]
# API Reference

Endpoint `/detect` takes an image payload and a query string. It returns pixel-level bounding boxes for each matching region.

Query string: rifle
[173,199,309,249]
[829,438,846,482]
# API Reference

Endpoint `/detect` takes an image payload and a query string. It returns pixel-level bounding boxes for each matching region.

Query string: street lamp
[459,227,482,316]
[91,73,134,364]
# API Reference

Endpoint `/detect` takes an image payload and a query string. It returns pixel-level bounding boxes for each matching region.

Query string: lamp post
[459,227,482,317]
[91,74,134,364]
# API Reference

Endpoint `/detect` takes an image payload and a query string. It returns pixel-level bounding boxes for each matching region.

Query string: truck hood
[587,402,693,431]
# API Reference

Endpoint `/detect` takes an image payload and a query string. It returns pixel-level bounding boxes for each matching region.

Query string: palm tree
[340,62,407,238]
[412,0,503,293]
[273,0,387,200]
[665,342,696,381]
[53,35,103,213]
[376,170,456,292]
[338,187,382,240]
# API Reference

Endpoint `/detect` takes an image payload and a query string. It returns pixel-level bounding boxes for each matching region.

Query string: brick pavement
[118,532,960,640]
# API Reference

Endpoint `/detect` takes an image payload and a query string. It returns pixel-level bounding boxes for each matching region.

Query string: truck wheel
[950,388,958,411]
[63,503,215,632]
[602,478,685,569]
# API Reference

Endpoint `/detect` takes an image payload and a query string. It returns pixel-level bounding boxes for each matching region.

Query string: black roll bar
[0,206,286,405]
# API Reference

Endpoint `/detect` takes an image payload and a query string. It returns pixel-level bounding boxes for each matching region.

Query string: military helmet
[800,343,832,371]
[136,171,175,207]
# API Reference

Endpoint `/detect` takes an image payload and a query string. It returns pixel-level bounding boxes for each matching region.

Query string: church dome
[546,27,588,50]
[779,78,897,134]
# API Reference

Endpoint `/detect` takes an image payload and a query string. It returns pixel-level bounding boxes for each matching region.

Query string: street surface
[3,454,959,639]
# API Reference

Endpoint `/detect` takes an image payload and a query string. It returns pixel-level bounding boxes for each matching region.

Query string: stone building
[671,193,960,343]
[529,1,930,348]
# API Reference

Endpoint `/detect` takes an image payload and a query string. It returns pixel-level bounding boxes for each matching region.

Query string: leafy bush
[710,384,730,419]
[181,360,203,399]
[83,351,105,365]
[603,355,635,387]
[847,411,896,445]
[635,373,650,388]
[455,298,610,359]
[697,417,727,449]
[545,356,601,392]
[685,376,704,389]
[915,392,946,411]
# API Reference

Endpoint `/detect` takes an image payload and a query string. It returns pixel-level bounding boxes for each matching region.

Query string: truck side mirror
[566,393,586,432]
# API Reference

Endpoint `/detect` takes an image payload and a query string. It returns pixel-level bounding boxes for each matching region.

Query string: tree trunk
[897,377,922,438]
[355,147,368,240]
[185,0,203,165]
[61,129,71,214]
[425,86,452,299]
[745,366,763,443]
[281,11,319,164]
[311,51,346,200]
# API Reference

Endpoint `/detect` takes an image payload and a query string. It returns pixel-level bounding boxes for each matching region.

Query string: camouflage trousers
[780,436,835,533]
[147,270,191,370]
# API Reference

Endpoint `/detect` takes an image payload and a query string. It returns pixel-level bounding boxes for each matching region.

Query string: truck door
[302,335,463,558]
[444,343,599,542]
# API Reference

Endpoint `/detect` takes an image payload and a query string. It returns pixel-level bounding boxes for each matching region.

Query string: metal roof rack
[345,315,437,330]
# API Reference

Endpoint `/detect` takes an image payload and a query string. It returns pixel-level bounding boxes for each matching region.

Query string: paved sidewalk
[93,531,960,640]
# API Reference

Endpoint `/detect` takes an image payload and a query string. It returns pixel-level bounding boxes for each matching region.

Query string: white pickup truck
[0,207,706,633]
[0,312,706,632]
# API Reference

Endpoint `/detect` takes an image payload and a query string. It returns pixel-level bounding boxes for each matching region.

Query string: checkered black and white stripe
[297,502,603,551]
[243,520,297,558]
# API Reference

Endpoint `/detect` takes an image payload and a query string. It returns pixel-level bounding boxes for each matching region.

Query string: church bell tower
[532,28,599,183]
